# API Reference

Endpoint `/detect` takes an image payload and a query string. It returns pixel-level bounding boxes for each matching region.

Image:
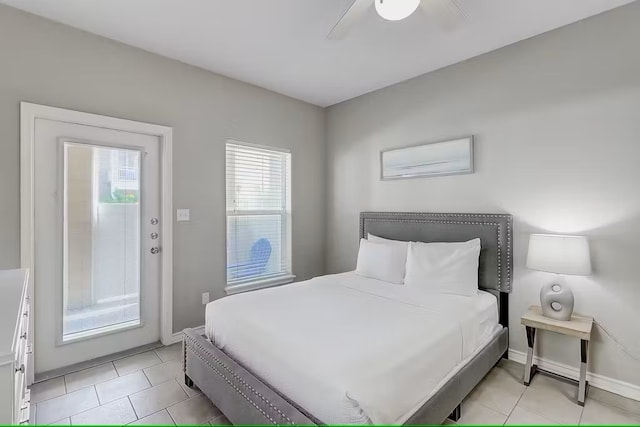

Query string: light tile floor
[29,343,230,425]
[30,345,640,425]
[456,359,640,425]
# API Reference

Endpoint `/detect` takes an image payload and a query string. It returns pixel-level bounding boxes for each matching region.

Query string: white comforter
[205,272,498,425]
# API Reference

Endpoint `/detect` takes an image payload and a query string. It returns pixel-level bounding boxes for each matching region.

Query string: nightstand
[520,305,593,406]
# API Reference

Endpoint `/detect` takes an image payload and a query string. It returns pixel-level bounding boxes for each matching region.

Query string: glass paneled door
[34,119,161,374]
[63,143,142,341]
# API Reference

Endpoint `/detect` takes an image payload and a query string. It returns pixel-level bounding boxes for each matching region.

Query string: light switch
[177,209,190,222]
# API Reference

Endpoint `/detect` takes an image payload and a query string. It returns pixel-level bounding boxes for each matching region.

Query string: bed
[183,212,513,425]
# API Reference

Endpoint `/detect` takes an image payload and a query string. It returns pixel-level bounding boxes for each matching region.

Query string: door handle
[151,247,161,254]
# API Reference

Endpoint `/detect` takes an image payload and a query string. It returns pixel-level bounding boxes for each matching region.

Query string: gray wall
[326,2,640,387]
[0,5,326,332]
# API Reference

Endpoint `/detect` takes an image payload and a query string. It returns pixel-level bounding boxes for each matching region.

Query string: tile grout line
[127,408,169,425]
[129,394,141,420]
[31,376,81,409]
[109,361,118,379]
[503,385,527,424]
[173,377,192,401]
[164,393,178,426]
[127,395,139,422]
[578,405,584,425]
[67,363,120,395]
[465,396,512,425]
[35,342,165,383]
[45,385,99,426]
[578,390,585,424]
[513,388,582,425]
[34,345,179,387]
[141,365,152,385]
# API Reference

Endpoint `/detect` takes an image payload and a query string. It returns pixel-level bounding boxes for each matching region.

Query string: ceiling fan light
[375,0,421,21]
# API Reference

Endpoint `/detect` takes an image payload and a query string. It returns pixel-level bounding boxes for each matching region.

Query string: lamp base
[540,282,574,321]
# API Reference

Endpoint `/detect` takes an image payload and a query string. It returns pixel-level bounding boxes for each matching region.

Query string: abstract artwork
[380,136,474,180]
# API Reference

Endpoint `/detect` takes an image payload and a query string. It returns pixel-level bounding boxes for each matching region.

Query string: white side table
[520,305,593,406]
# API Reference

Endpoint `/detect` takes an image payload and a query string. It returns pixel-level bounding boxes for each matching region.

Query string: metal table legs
[578,339,588,406]
[522,326,589,406]
[524,326,536,386]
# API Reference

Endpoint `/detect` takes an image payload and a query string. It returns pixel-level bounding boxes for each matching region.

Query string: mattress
[205,272,499,425]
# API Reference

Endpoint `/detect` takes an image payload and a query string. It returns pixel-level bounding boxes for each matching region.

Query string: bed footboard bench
[182,328,320,425]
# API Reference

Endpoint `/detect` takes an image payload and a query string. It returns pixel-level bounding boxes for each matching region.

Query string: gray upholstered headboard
[360,212,513,328]
[360,212,513,293]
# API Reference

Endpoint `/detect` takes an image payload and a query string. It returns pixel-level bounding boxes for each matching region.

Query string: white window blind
[225,141,292,289]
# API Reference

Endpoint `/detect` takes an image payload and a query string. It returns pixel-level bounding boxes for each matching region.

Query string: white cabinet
[0,270,31,424]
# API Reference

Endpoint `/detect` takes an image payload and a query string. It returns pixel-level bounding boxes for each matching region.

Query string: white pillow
[355,238,406,284]
[368,234,409,279]
[368,233,409,249]
[404,238,481,296]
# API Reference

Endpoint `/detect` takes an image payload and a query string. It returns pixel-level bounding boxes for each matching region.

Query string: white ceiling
[1,0,635,106]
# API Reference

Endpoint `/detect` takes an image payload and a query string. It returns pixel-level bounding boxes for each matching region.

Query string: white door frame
[20,102,174,376]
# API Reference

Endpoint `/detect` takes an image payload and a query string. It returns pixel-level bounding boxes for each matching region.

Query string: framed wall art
[380,136,474,180]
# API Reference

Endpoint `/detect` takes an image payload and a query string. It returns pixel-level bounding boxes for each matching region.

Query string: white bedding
[205,272,499,425]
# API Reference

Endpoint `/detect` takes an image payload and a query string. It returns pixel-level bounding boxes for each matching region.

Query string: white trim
[169,325,205,345]
[20,103,35,386]
[19,102,175,369]
[61,319,142,345]
[226,138,291,154]
[225,275,296,295]
[226,210,287,216]
[508,348,640,402]
[160,118,174,346]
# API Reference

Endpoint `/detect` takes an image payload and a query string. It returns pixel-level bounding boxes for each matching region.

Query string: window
[63,143,141,341]
[225,140,292,292]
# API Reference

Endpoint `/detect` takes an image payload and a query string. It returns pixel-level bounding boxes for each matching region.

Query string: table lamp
[526,234,592,321]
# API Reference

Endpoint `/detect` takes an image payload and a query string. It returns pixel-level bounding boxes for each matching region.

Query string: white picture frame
[380,136,474,180]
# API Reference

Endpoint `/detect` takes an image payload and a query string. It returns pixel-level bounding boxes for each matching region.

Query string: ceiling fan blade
[327,0,372,40]
[420,0,465,30]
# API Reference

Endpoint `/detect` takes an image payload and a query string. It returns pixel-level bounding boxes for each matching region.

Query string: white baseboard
[165,325,205,345]
[508,348,640,401]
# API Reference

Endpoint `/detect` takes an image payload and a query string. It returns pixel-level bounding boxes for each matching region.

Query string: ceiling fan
[327,0,465,39]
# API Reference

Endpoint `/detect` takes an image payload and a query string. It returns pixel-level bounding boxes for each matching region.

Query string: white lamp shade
[526,234,592,276]
[375,0,421,21]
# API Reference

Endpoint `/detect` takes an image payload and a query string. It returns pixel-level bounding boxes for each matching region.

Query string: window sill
[225,274,296,295]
